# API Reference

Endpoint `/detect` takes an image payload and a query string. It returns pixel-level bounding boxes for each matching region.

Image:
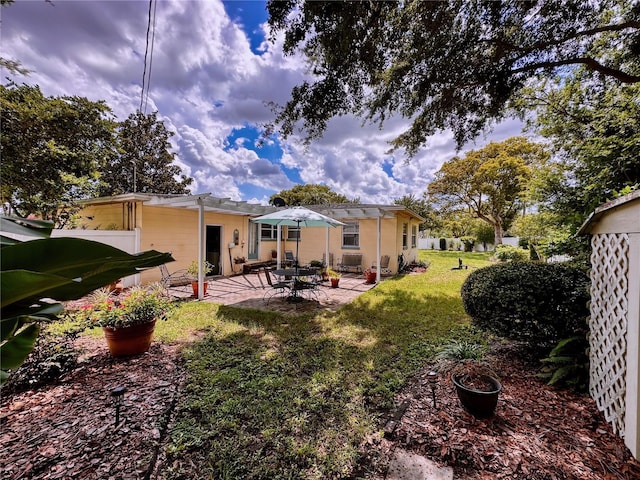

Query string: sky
[1,0,524,205]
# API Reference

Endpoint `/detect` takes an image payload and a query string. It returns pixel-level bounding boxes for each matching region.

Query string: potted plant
[187,259,214,296]
[364,268,377,284]
[435,340,502,418]
[326,267,341,288]
[85,284,172,357]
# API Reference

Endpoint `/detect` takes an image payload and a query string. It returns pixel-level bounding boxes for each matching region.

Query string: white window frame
[342,221,360,248]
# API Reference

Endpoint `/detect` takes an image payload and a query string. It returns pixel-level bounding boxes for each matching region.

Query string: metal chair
[262,268,291,304]
[284,250,297,268]
[158,264,192,296]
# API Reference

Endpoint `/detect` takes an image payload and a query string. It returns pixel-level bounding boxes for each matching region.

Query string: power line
[143,0,158,114]
[139,0,154,113]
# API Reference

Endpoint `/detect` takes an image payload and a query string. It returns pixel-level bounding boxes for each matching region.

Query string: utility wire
[143,0,158,114]
[139,0,154,112]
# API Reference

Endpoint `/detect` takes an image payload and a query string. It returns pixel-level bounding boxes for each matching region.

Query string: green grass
[162,251,492,479]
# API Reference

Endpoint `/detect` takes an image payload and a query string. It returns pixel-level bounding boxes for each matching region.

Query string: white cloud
[1,0,525,206]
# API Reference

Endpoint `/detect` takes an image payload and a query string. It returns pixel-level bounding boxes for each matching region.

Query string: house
[578,189,640,459]
[68,193,424,286]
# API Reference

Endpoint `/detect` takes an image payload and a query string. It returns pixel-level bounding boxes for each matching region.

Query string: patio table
[273,268,319,302]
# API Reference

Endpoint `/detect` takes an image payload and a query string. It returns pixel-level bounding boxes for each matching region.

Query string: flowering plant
[83,284,172,329]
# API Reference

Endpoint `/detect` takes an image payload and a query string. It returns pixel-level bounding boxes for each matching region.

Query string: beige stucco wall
[286,214,422,274]
[75,200,423,282]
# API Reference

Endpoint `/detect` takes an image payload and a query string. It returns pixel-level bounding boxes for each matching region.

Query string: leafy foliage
[0,83,117,225]
[98,111,193,196]
[81,284,172,329]
[435,340,487,362]
[267,0,639,155]
[538,336,590,393]
[428,137,549,244]
[494,245,530,262]
[269,183,354,206]
[461,262,590,346]
[0,215,174,384]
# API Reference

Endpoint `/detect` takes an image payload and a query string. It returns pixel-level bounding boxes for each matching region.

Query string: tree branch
[513,57,640,83]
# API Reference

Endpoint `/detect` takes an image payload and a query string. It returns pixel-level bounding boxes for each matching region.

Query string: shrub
[538,336,590,393]
[439,238,447,251]
[460,262,590,346]
[460,236,475,252]
[494,244,529,262]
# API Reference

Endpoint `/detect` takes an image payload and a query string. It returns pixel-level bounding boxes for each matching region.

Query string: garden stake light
[111,386,127,427]
[427,371,438,408]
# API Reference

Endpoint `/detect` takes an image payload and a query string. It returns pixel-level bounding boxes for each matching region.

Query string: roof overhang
[577,189,640,236]
[79,195,425,221]
[81,193,275,216]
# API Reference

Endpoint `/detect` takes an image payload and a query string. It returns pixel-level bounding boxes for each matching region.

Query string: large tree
[427,137,549,244]
[0,83,117,225]
[269,184,354,206]
[267,1,639,155]
[98,111,193,196]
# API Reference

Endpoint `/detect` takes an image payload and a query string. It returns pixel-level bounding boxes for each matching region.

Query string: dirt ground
[2,337,640,479]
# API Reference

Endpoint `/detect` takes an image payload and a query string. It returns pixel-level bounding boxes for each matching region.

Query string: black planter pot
[452,373,502,418]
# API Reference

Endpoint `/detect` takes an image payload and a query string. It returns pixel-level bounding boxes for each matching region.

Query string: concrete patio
[175,271,379,314]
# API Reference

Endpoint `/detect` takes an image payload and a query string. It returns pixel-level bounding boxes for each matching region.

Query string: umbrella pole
[295,220,300,273]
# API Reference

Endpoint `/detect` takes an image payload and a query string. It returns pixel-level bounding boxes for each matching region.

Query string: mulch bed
[2,338,640,479]
[374,343,640,479]
[0,338,185,480]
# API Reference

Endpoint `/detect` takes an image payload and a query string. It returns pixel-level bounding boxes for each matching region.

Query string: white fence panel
[52,229,141,286]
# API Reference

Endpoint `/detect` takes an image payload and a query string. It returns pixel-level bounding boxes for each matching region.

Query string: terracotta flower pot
[365,271,377,284]
[330,278,340,288]
[191,281,208,297]
[103,319,157,357]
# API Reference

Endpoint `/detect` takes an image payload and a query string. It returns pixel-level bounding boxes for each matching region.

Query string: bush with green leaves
[538,336,590,393]
[460,262,590,346]
[1,215,174,384]
[460,236,475,252]
[493,244,529,262]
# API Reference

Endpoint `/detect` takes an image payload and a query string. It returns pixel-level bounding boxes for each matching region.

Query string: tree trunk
[494,223,503,245]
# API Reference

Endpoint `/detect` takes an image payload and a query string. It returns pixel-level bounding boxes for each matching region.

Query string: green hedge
[461,262,590,346]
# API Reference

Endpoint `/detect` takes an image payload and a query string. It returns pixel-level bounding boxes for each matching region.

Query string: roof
[80,194,424,221]
[577,189,640,235]
[81,193,274,216]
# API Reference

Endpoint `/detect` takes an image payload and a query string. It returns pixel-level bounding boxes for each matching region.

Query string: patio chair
[337,253,362,273]
[262,267,291,304]
[371,255,392,276]
[284,250,297,268]
[158,264,192,296]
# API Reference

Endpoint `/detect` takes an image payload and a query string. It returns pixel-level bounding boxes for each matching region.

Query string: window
[411,225,417,248]
[260,224,277,240]
[402,223,408,249]
[287,226,300,241]
[342,221,360,247]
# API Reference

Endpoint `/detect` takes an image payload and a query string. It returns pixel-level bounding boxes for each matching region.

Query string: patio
[172,271,378,313]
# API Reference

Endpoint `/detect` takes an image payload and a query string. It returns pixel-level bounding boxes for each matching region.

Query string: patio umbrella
[252,206,344,271]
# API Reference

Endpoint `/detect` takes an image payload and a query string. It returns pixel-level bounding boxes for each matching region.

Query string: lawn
[160,251,492,479]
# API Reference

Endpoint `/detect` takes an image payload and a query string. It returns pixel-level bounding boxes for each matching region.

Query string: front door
[206,225,222,275]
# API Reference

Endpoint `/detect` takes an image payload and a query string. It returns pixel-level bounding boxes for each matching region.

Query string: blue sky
[1,0,523,205]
